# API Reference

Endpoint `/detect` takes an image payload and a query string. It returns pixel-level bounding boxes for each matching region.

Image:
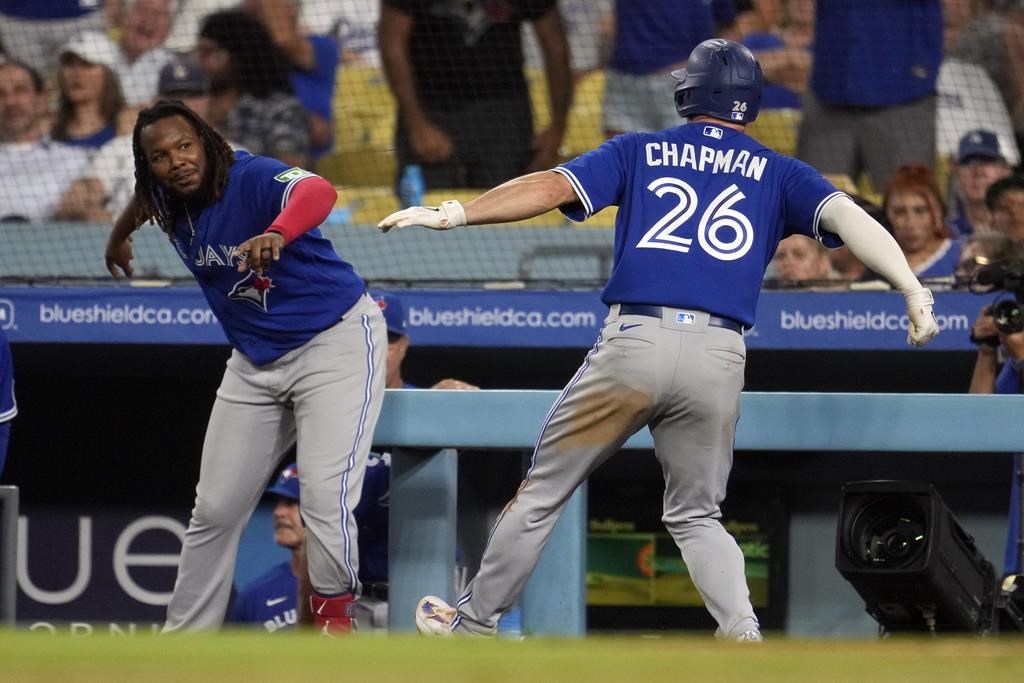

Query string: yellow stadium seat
[562,70,607,159]
[334,186,400,227]
[527,68,610,161]
[328,67,398,187]
[317,149,396,187]
[747,108,801,156]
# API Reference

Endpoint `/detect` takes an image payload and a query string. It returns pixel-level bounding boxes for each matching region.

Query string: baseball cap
[266,463,300,500]
[957,129,1004,164]
[158,58,209,97]
[60,30,118,69]
[372,292,407,337]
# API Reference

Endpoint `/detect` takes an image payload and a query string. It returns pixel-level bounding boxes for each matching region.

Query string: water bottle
[398,163,425,208]
[497,606,523,639]
[325,205,352,226]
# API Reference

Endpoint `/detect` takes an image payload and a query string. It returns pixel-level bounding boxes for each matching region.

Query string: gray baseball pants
[164,294,386,631]
[453,305,758,637]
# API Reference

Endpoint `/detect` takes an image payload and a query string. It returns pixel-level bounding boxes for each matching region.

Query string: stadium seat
[747,108,801,157]
[527,68,609,162]
[327,67,398,187]
[334,186,400,227]
[562,70,607,160]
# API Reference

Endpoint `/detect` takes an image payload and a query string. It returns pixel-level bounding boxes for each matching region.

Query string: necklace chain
[184,205,195,244]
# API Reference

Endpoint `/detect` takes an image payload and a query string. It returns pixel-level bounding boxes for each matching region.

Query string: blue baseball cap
[266,463,300,500]
[957,129,1004,164]
[371,292,407,337]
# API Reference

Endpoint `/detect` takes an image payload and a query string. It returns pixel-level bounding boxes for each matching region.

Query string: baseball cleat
[415,595,457,636]
[735,630,763,642]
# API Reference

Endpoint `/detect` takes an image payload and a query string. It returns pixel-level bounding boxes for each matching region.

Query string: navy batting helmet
[672,39,763,124]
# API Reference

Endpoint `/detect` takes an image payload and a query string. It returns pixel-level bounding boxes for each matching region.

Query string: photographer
[967,304,1024,395]
[966,248,1024,577]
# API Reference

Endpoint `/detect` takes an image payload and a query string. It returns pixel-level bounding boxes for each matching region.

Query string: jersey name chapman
[644,142,767,181]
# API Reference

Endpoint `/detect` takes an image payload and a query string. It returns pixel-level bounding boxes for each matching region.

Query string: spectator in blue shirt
[796,0,942,192]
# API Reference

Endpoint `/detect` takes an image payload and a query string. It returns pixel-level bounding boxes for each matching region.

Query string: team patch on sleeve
[274,167,312,183]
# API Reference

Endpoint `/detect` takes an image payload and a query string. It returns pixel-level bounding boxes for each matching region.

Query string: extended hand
[233,232,285,273]
[903,288,939,347]
[378,200,466,233]
[105,234,135,279]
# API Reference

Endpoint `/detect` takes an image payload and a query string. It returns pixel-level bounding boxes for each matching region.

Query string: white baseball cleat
[415,595,457,636]
[735,629,763,642]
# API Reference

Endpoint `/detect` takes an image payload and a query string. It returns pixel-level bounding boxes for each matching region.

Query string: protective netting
[0,1,1019,289]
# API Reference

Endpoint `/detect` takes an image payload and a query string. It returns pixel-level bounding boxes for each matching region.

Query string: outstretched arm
[377,171,576,231]
[819,195,939,346]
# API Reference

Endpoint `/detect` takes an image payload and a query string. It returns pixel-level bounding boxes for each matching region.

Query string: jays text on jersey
[167,151,366,365]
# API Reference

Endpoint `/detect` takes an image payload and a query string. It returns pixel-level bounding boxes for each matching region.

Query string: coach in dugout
[228,460,391,633]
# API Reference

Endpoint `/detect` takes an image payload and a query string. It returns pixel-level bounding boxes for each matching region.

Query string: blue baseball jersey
[555,124,845,328]
[168,151,365,366]
[0,328,15,426]
[228,562,297,632]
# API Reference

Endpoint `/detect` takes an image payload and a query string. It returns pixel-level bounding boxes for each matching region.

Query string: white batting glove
[903,287,939,347]
[378,200,466,233]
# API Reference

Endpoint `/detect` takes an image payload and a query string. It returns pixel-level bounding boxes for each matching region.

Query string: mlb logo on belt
[676,312,696,325]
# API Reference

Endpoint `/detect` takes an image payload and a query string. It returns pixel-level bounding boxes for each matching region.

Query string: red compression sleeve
[264,175,338,244]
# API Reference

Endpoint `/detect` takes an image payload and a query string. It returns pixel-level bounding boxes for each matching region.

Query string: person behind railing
[196,9,311,168]
[0,59,89,223]
[51,31,135,152]
[860,164,961,283]
[987,174,1024,242]
[961,233,1024,581]
[947,129,1014,238]
[764,234,841,290]
[378,0,571,196]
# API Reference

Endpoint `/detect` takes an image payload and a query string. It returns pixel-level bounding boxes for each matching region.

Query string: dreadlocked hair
[132,100,235,234]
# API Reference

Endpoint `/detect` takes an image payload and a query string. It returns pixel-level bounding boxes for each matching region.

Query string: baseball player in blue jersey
[230,458,392,633]
[380,39,940,640]
[0,328,15,476]
[105,100,387,634]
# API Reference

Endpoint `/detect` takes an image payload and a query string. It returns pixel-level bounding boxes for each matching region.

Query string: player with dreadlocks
[129,100,234,234]
[105,99,387,635]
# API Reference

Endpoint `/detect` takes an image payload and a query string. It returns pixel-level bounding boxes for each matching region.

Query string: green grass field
[2,630,1024,683]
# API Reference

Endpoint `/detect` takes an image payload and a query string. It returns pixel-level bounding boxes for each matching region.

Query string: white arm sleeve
[818,195,922,296]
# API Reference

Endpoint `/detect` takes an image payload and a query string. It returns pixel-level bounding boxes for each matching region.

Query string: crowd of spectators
[3,0,1024,294]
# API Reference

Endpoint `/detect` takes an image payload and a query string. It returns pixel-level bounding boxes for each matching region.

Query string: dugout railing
[376,391,1024,636]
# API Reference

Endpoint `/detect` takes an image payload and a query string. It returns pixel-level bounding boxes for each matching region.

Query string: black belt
[618,304,743,334]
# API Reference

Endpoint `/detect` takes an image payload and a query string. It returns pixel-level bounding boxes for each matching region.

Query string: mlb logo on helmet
[266,463,300,500]
[731,111,744,121]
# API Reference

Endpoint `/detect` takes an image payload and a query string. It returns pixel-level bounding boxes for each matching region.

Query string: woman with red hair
[877,164,961,281]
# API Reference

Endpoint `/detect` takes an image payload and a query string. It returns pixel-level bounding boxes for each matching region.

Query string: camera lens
[846,495,928,569]
[992,299,1024,334]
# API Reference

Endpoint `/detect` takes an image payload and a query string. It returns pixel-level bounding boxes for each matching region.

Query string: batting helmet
[672,39,763,124]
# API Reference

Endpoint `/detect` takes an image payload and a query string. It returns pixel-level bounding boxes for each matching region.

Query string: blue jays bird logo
[229,270,274,311]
